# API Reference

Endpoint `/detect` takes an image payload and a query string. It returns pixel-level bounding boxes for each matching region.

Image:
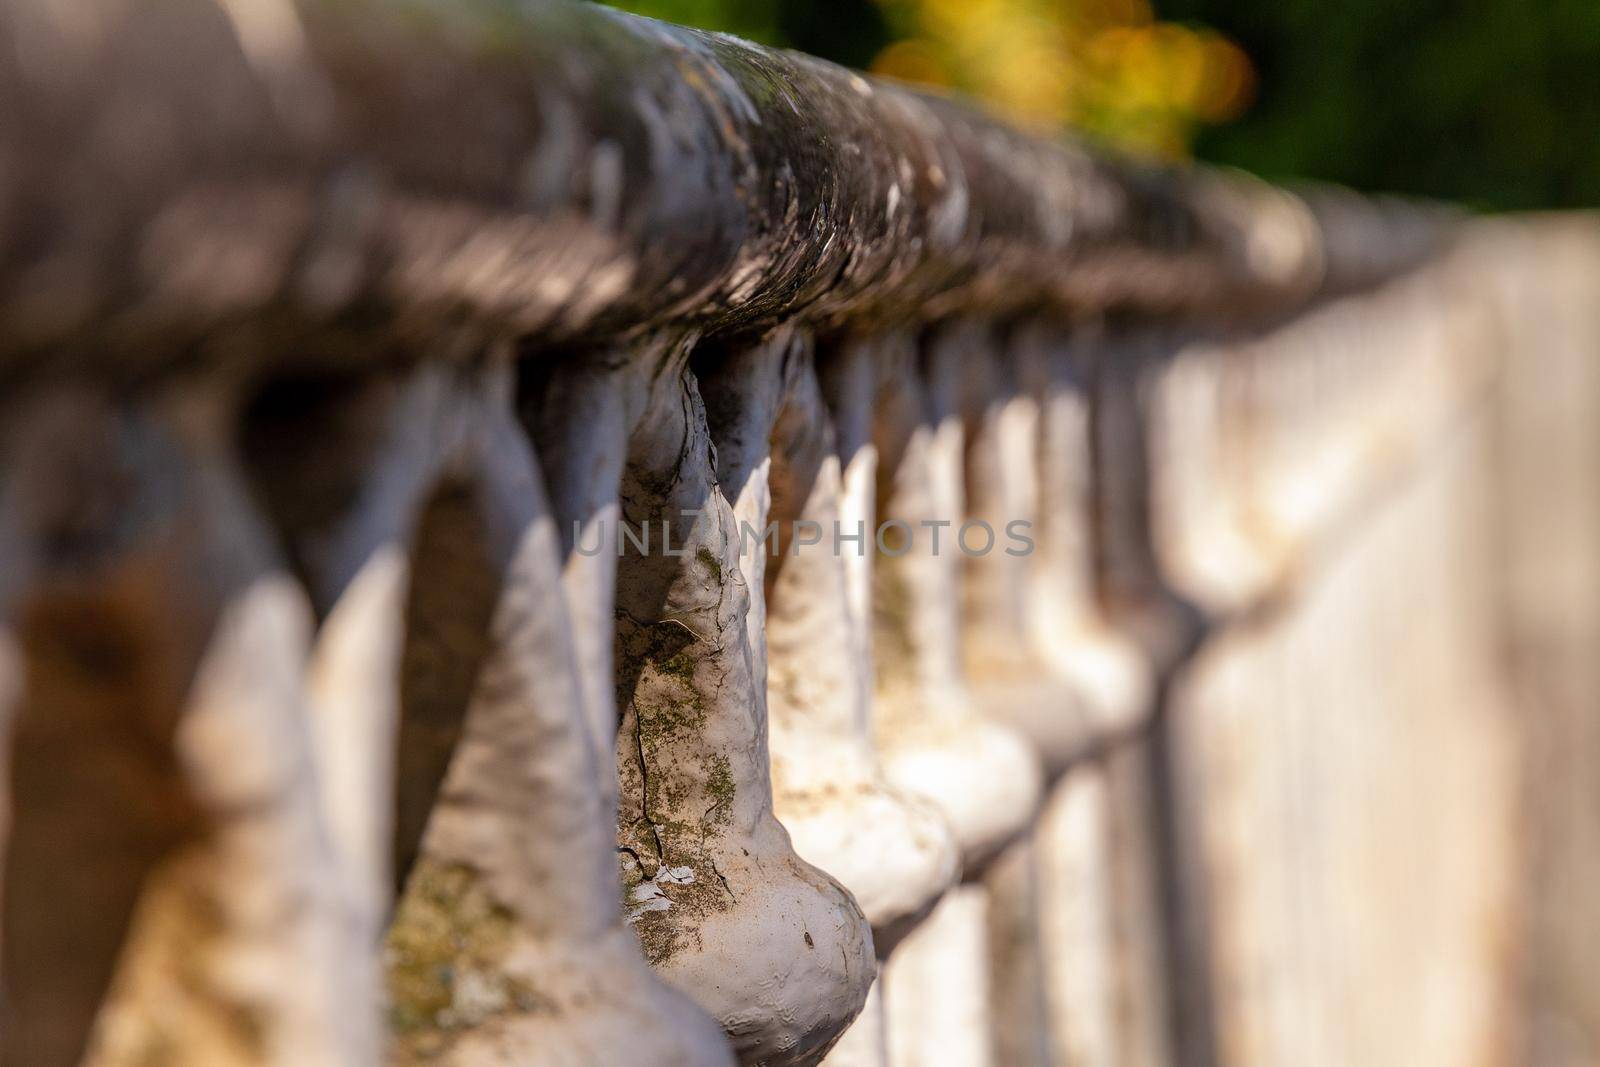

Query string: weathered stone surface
[0,0,1439,384]
[0,389,357,1067]
[699,330,958,957]
[612,339,874,1066]
[0,5,1578,1067]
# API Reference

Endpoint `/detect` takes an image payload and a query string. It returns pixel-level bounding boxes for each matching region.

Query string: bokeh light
[599,0,1253,159]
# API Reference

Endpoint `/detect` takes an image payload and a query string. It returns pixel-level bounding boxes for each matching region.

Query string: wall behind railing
[0,3,1595,1067]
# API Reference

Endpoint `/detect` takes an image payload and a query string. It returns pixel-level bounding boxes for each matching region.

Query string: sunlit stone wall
[0,3,1594,1066]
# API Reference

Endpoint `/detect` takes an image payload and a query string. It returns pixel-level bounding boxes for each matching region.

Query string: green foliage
[1159,0,1600,209]
[596,0,1249,157]
[605,0,783,45]
[594,0,1600,209]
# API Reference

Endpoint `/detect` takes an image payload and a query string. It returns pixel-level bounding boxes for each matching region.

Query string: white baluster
[0,387,361,1067]
[383,357,732,1065]
[610,338,875,1066]
[871,324,1045,1067]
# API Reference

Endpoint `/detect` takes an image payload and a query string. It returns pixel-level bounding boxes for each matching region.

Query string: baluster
[813,334,967,1067]
[821,979,890,1067]
[961,328,1095,773]
[961,320,1157,1066]
[1019,324,1152,745]
[982,837,1053,1067]
[237,362,462,1065]
[1034,770,1121,1067]
[957,330,1057,1067]
[609,337,874,1066]
[770,340,965,946]
[521,344,651,790]
[1102,745,1175,1067]
[0,386,357,1067]
[881,886,995,1067]
[961,320,1152,759]
[1146,337,1281,615]
[820,337,885,701]
[870,322,1044,1067]
[1240,314,1340,564]
[379,356,732,1065]
[1171,623,1275,1066]
[526,337,798,1067]
[871,322,1044,870]
[524,341,745,1065]
[703,329,960,943]
[698,329,962,1066]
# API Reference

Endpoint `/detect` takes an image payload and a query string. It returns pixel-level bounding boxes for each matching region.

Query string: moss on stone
[705,753,735,823]
[385,860,551,1045]
[627,860,737,966]
[696,545,722,586]
[631,903,685,966]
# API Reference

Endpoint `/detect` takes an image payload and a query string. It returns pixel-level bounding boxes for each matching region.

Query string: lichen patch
[385,860,553,1048]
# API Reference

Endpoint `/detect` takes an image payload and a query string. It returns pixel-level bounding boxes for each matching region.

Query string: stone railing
[0,2,1594,1066]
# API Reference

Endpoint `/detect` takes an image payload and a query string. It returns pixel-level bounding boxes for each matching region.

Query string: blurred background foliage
[598,0,1600,210]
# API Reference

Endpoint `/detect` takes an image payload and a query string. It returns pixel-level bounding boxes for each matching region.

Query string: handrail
[0,5,1545,1067]
[0,0,1444,378]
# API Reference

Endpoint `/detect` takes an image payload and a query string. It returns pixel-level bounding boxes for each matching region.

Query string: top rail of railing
[0,0,1450,382]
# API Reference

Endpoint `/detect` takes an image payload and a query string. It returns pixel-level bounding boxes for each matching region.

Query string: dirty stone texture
[233,352,729,1067]
[0,0,1442,387]
[699,329,958,962]
[612,341,874,1066]
[0,6,1573,1067]
[520,343,657,793]
[242,361,502,1057]
[0,388,359,1067]
[869,324,1043,872]
[377,373,732,1067]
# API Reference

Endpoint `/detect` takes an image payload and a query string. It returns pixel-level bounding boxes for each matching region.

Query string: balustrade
[0,2,1589,1066]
